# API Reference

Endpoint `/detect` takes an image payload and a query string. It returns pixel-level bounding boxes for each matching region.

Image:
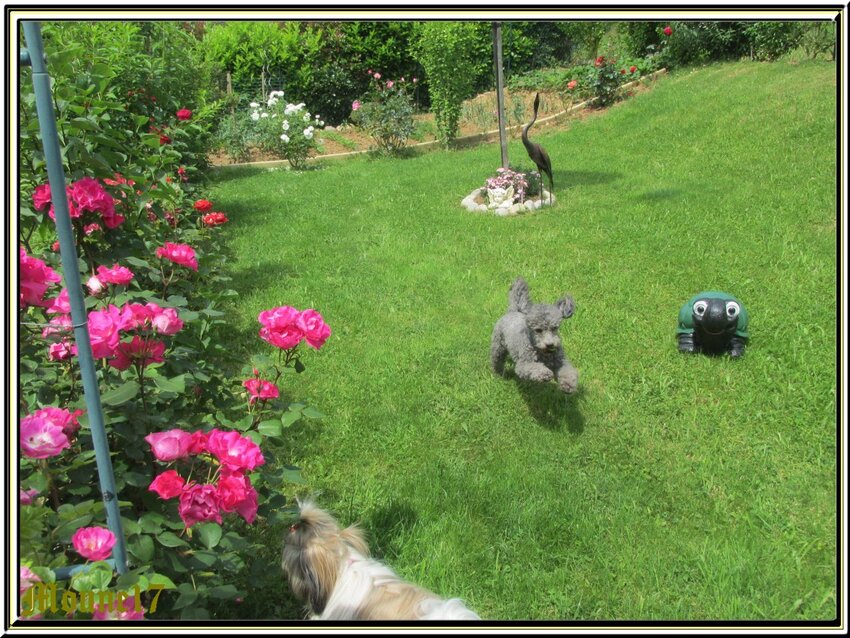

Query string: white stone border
[211,69,668,170]
[461,187,557,216]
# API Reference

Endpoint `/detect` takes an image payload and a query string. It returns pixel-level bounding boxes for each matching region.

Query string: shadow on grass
[635,187,683,202]
[552,169,621,191]
[513,377,586,433]
[366,501,419,562]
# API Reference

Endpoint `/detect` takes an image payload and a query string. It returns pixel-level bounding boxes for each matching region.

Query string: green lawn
[207,60,837,621]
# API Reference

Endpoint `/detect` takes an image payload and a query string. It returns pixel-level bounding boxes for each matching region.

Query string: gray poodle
[490,277,578,393]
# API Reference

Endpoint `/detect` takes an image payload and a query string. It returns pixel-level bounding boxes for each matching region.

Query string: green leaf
[148,573,177,589]
[294,359,306,373]
[100,380,140,406]
[156,531,189,548]
[138,512,165,534]
[208,584,242,599]
[153,374,185,394]
[70,117,99,132]
[124,256,151,269]
[257,419,282,438]
[244,431,262,446]
[123,471,151,488]
[195,523,222,550]
[188,550,217,568]
[53,514,93,542]
[120,516,142,536]
[128,535,155,563]
[282,465,307,485]
[172,590,199,610]
[302,406,324,419]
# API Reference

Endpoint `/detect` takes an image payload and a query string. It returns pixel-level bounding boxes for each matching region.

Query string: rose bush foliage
[19,23,328,621]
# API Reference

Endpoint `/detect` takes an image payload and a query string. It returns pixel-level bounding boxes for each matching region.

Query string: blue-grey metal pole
[21,21,127,576]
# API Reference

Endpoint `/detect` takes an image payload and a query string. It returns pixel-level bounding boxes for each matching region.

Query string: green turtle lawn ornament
[677,291,749,358]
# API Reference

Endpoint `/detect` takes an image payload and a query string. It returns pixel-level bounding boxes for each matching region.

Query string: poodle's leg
[556,361,579,394]
[490,331,509,376]
[514,361,554,383]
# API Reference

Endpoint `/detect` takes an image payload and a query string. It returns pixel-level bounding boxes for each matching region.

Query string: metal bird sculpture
[522,93,554,206]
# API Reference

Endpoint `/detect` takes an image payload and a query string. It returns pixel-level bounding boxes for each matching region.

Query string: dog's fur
[490,277,578,393]
[281,500,480,621]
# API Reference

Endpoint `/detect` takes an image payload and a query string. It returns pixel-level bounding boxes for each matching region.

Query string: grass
[206,60,838,622]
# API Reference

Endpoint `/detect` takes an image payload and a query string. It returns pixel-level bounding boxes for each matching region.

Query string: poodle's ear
[508,277,531,313]
[557,295,575,318]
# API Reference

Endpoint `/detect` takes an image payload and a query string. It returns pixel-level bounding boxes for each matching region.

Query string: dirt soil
[208,84,653,167]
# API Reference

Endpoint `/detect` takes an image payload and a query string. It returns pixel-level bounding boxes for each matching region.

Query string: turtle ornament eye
[693,301,708,317]
[726,301,740,318]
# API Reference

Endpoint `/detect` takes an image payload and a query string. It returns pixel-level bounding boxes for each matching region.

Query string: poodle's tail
[507,277,531,313]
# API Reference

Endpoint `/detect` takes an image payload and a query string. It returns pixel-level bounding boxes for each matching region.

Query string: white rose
[303,128,313,139]
[280,134,290,143]
[251,111,260,121]
[282,120,289,131]
[249,102,259,108]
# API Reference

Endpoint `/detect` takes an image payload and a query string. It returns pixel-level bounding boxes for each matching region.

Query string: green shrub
[744,21,804,61]
[349,73,415,155]
[410,22,480,145]
[799,21,836,60]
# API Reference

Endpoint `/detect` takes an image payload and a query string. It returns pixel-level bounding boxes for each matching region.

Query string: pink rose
[243,377,279,403]
[69,177,115,218]
[205,429,265,472]
[352,100,361,111]
[87,305,127,359]
[216,472,252,512]
[123,302,153,330]
[156,242,198,271]
[32,183,52,211]
[92,594,146,620]
[71,526,116,561]
[109,336,166,371]
[48,340,78,361]
[386,80,394,89]
[178,483,222,528]
[188,430,208,455]
[20,566,41,596]
[20,488,40,505]
[567,80,578,90]
[149,305,183,335]
[45,288,71,315]
[296,309,331,350]
[149,469,186,499]
[234,484,259,524]
[29,406,83,439]
[19,247,61,308]
[258,306,304,350]
[373,72,381,80]
[176,108,192,121]
[145,429,194,462]
[87,275,105,295]
[95,264,134,286]
[201,212,228,227]
[83,223,102,235]
[20,411,71,459]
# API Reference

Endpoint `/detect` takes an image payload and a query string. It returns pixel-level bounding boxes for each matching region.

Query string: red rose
[630,65,637,73]
[176,109,192,121]
[194,199,213,212]
[149,470,186,500]
[202,212,228,227]
[663,26,673,36]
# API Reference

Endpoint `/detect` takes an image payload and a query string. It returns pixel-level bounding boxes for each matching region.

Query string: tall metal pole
[492,22,509,169]
[21,21,127,575]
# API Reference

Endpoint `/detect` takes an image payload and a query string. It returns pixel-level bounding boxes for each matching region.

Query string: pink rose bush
[95,263,135,286]
[243,377,280,404]
[146,427,263,528]
[71,526,116,561]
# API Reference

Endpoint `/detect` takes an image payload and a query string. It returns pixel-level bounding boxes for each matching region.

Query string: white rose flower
[280,134,290,143]
[249,102,259,108]
[251,111,260,121]
[303,128,313,139]
[282,120,289,131]
[303,113,310,122]
[261,112,269,118]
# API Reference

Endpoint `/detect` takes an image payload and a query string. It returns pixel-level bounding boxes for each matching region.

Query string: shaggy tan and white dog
[281,500,480,621]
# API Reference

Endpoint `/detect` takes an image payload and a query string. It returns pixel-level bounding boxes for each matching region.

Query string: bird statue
[522,92,554,206]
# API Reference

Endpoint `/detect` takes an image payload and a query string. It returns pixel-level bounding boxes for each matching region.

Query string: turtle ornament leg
[678,332,698,354]
[728,336,746,358]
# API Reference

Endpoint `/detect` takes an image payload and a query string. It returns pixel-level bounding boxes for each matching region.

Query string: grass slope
[208,60,838,621]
